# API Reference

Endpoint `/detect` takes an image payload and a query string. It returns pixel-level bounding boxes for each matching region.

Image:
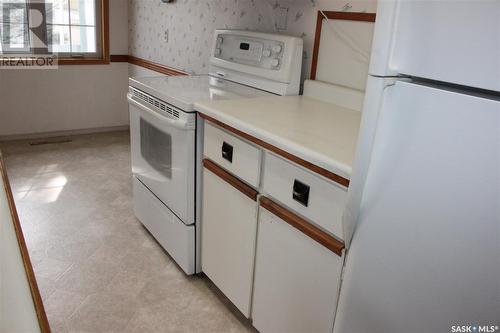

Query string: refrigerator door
[370,1,500,91]
[336,79,500,333]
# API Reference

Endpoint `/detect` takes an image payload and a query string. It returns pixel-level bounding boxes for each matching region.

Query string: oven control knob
[270,58,280,68]
[263,49,271,57]
[272,44,282,53]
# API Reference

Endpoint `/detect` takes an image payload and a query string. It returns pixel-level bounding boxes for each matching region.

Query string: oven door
[128,93,195,225]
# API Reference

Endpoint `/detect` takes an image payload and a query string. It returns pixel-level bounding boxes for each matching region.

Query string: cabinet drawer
[252,202,344,333]
[262,152,347,239]
[204,122,261,187]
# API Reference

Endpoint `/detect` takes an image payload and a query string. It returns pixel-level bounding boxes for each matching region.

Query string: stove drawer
[204,122,261,188]
[132,177,195,275]
[262,152,347,239]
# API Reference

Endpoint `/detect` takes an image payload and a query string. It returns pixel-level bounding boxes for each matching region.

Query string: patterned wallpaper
[128,0,377,79]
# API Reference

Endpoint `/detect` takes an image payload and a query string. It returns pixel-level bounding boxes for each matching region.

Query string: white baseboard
[0,125,130,142]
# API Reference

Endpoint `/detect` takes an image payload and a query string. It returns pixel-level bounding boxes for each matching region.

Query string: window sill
[57,57,111,65]
[0,57,111,66]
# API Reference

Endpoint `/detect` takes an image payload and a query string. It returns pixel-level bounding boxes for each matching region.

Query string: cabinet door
[201,159,258,318]
[252,198,344,333]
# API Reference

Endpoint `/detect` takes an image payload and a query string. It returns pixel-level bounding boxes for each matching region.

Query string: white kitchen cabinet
[201,159,259,318]
[252,197,345,333]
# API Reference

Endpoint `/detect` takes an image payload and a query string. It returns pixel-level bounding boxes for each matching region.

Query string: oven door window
[140,118,172,179]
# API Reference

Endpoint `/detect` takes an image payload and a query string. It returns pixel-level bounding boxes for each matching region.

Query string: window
[0,0,108,63]
[0,1,30,53]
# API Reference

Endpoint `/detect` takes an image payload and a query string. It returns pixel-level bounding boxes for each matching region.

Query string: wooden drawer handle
[203,158,258,201]
[260,196,345,256]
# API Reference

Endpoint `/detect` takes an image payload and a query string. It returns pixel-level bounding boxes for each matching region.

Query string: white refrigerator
[334,1,500,333]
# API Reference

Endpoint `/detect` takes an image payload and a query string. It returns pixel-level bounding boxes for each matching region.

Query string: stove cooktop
[129,75,274,112]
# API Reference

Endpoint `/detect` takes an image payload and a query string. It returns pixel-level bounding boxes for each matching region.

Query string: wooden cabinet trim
[109,54,129,62]
[199,114,350,187]
[203,158,258,201]
[128,55,188,76]
[0,154,51,333]
[260,196,345,256]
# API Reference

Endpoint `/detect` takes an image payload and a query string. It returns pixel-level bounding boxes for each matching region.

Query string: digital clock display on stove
[239,42,250,50]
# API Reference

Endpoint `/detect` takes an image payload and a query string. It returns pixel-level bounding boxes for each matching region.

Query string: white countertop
[195,95,362,179]
[129,75,272,112]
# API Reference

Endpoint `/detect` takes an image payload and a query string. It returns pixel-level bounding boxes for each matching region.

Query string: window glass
[47,23,70,53]
[69,0,95,26]
[70,25,96,53]
[0,1,29,53]
[0,0,102,57]
[46,0,69,24]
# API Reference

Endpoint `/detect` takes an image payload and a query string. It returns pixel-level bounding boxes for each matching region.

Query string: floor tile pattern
[1,131,254,333]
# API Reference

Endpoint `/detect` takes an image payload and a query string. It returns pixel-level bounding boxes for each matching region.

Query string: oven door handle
[127,94,193,130]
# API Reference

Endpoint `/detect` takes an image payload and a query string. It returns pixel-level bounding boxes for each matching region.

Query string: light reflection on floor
[14,170,68,203]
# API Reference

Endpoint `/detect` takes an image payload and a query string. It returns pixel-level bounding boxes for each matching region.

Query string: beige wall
[110,0,129,55]
[0,0,129,138]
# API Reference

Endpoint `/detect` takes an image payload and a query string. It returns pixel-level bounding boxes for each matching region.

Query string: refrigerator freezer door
[336,80,500,333]
[370,1,500,91]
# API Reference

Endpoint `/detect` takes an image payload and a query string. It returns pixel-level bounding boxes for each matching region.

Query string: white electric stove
[127,29,303,274]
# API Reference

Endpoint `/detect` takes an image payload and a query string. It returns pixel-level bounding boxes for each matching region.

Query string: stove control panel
[213,33,285,70]
[209,29,303,95]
